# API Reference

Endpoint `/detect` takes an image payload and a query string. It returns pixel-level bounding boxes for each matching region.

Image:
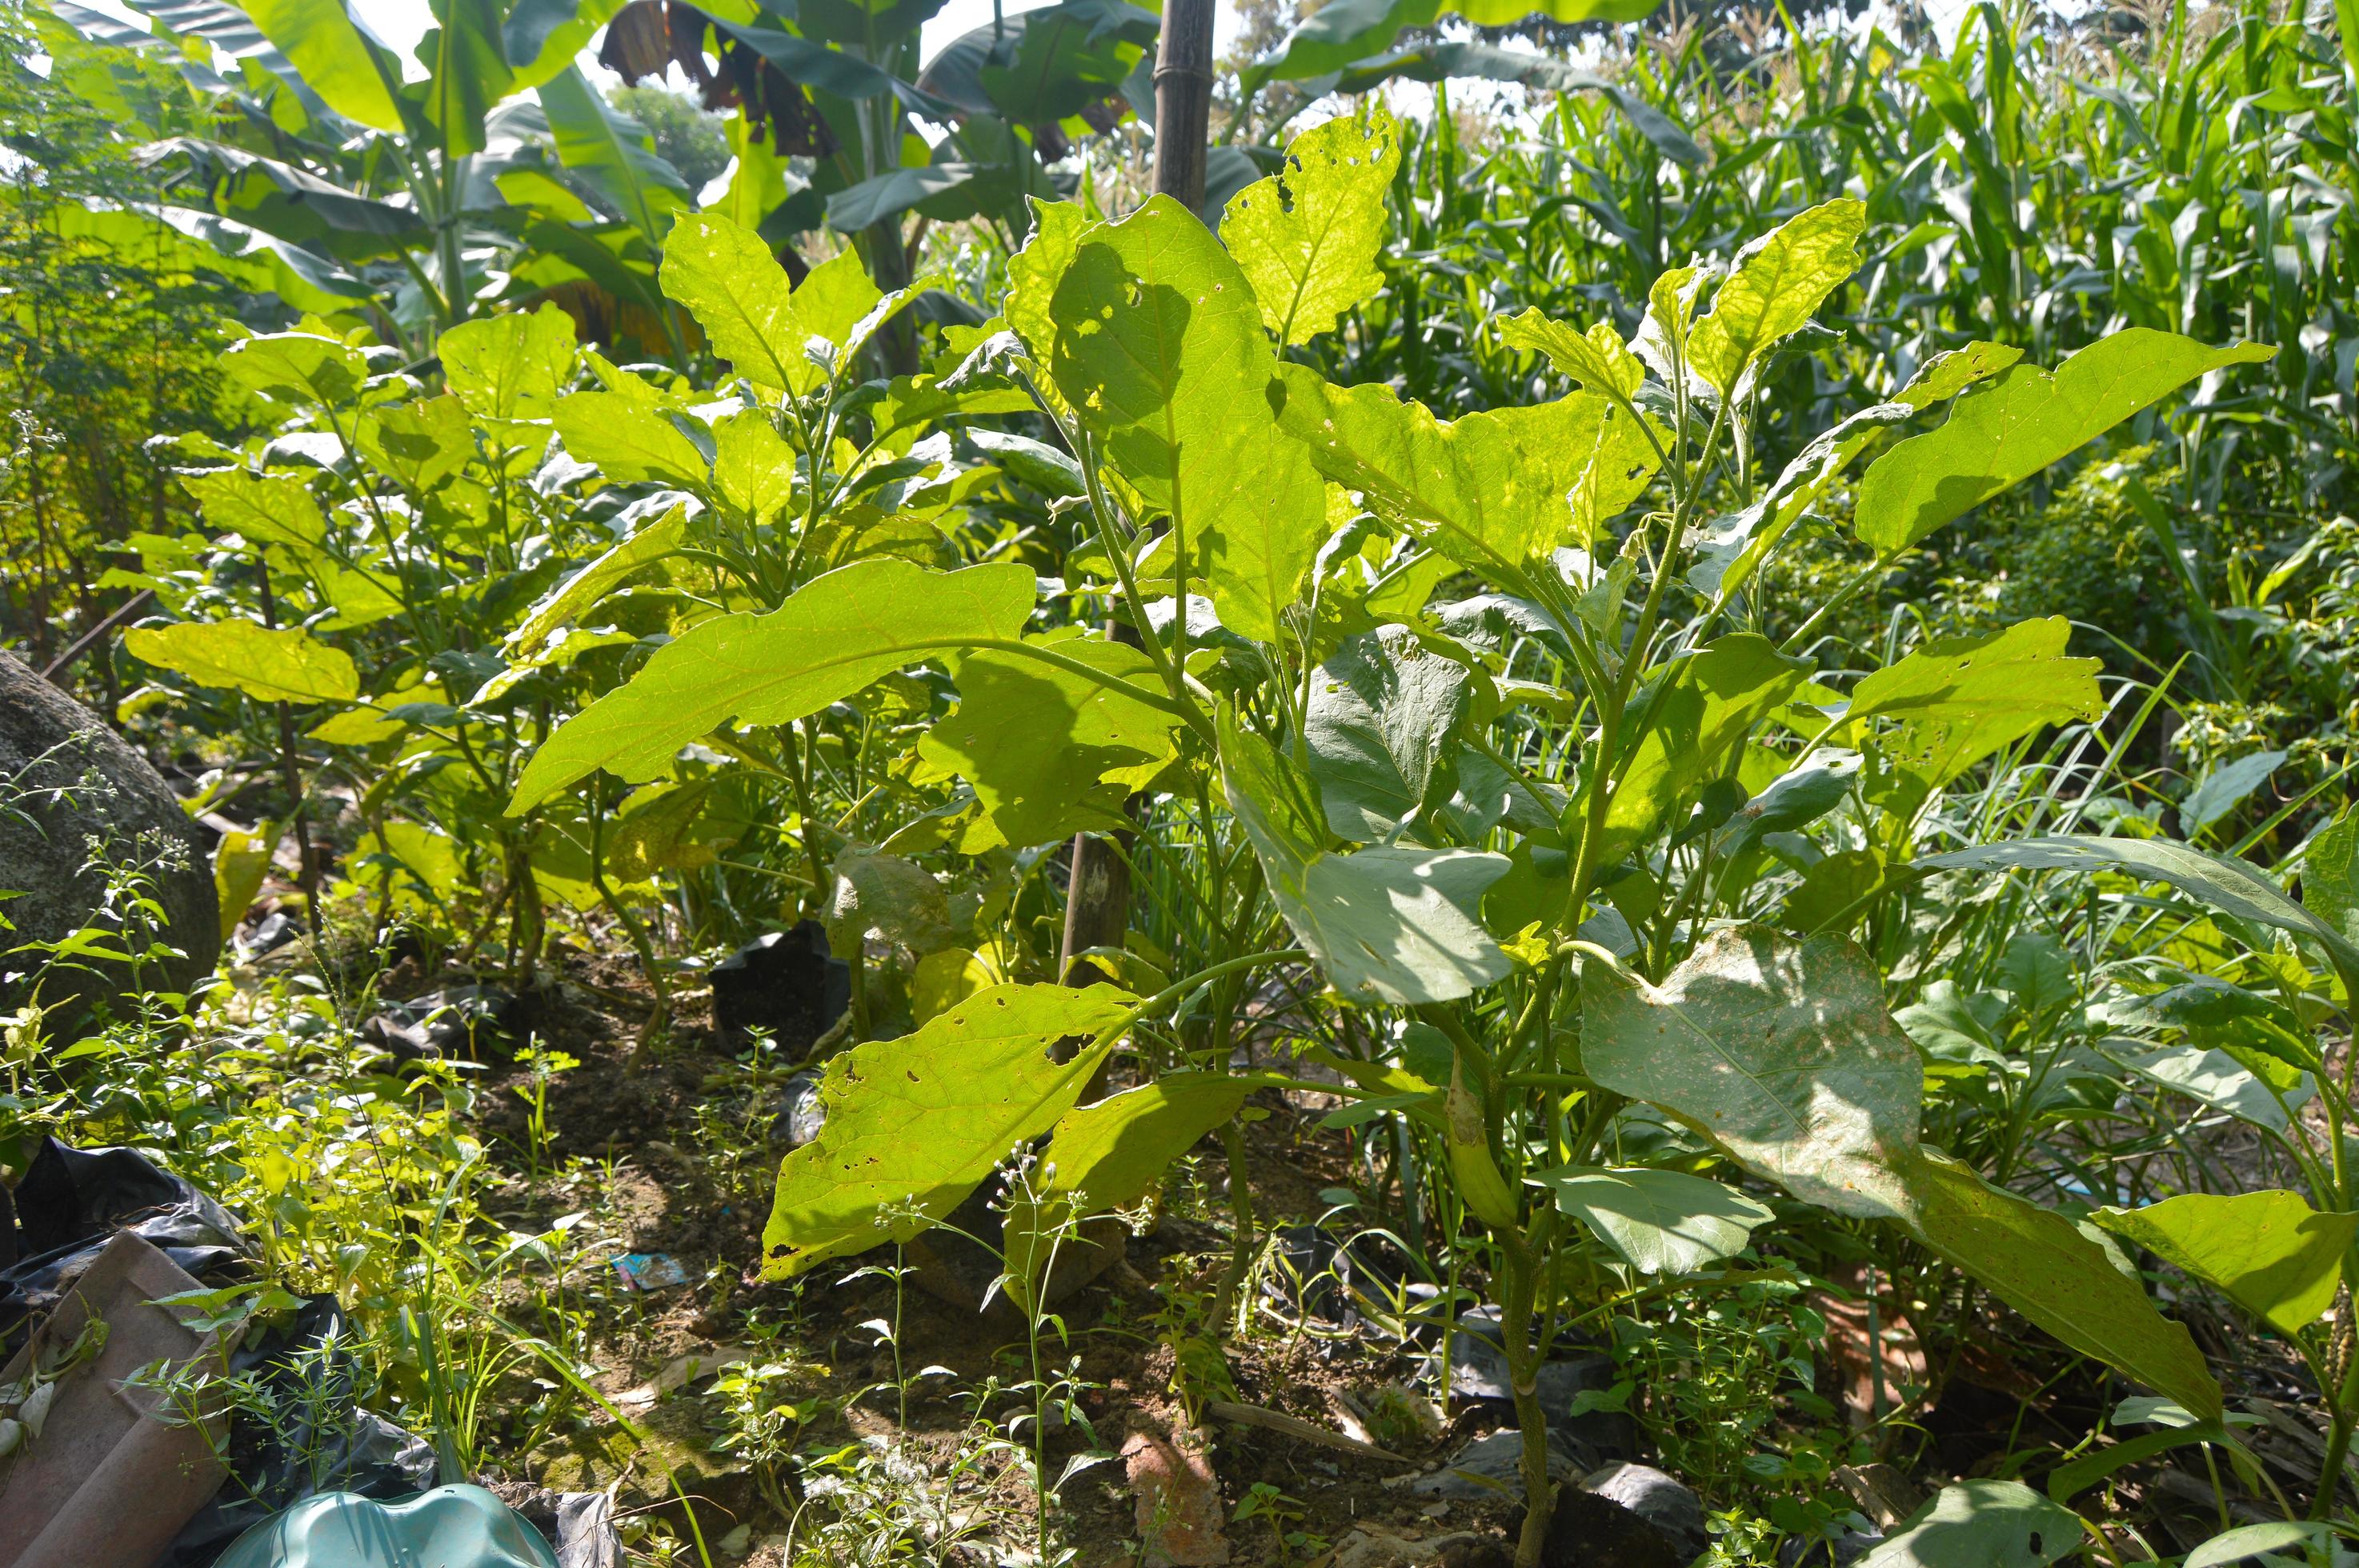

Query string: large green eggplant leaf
[1293,846,1514,1005]
[824,846,955,958]
[1847,617,2102,790]
[183,469,327,549]
[2092,1191,2359,1336]
[1904,1149,2222,1422]
[222,328,370,406]
[1040,1072,1255,1210]
[1581,923,2221,1418]
[507,502,687,656]
[759,982,1137,1278]
[1534,1165,1775,1274]
[1273,363,1656,569]
[1686,198,1865,398]
[126,618,360,704]
[662,214,883,398]
[2301,810,2359,946]
[916,636,1180,848]
[2112,1043,2313,1132]
[1305,626,1471,840]
[1221,102,1401,346]
[1852,331,2273,554]
[1039,196,1325,642]
[1500,309,1645,398]
[1222,713,1508,1003]
[1580,926,1923,1218]
[1714,754,1860,858]
[711,410,800,521]
[1920,838,2359,975]
[1856,1480,2082,1568]
[551,391,708,486]
[508,558,1035,813]
[438,304,576,422]
[1691,344,2022,600]
[1604,633,1807,856]
[238,0,405,130]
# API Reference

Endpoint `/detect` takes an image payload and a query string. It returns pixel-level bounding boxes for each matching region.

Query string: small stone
[1542,1484,1684,1568]
[1410,1428,1580,1500]
[1123,1429,1230,1566]
[1580,1462,1708,1561]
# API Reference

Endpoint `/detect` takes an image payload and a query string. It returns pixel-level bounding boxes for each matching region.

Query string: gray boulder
[1582,1463,1708,1562]
[0,650,220,1029]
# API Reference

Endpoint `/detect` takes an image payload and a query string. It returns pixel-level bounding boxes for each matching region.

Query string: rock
[0,650,218,1030]
[1542,1484,1686,1568]
[1410,1428,1582,1500]
[903,1176,1124,1314]
[1580,1463,1707,1562]
[242,910,299,956]
[710,922,849,1053]
[768,1069,828,1149]
[531,1398,752,1542]
[1426,1307,1634,1463]
[1832,1462,1926,1529]
[1123,1429,1229,1566]
[1778,1526,1884,1566]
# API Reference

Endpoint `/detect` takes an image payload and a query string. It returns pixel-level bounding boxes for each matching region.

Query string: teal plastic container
[214,1484,560,1568]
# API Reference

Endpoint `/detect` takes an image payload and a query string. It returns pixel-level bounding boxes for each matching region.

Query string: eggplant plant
[116,224,1002,988]
[483,99,2341,1563]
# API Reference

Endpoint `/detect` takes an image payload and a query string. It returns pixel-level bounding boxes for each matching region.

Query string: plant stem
[1212,1118,1256,1338]
[1499,1238,1554,1568]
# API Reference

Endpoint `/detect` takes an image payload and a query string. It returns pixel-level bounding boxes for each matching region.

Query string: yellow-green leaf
[1854,331,2275,554]
[439,306,576,422]
[1039,196,1327,641]
[661,213,880,397]
[1847,616,2103,790]
[1275,364,1656,566]
[551,391,709,486]
[2093,1190,2359,1337]
[126,619,359,704]
[1686,198,1866,397]
[508,558,1035,813]
[1221,102,1402,346]
[760,982,1137,1277]
[183,470,326,549]
[507,502,689,657]
[1500,310,1645,398]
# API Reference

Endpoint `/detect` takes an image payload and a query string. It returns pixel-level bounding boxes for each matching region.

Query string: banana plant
[41,0,700,353]
[495,98,2297,1562]
[592,0,1159,315]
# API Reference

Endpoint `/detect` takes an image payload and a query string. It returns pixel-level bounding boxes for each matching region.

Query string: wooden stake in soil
[1151,0,1218,213]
